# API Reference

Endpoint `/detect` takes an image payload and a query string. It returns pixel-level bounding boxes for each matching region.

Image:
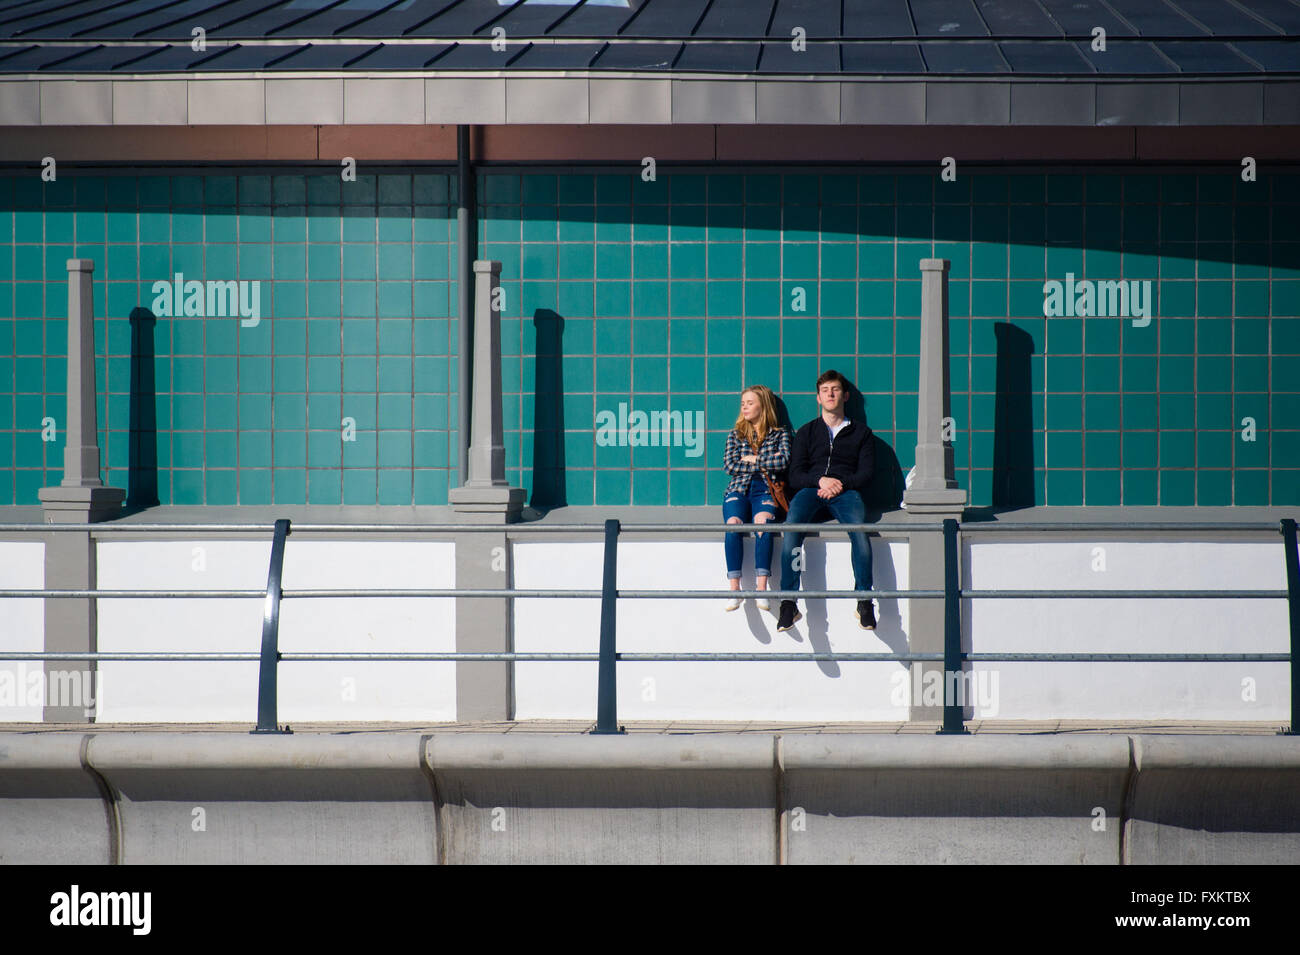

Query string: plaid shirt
[722,427,790,496]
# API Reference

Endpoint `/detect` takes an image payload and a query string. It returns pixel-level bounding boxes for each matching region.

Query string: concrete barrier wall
[428,735,778,865]
[84,734,438,865]
[1124,736,1300,865]
[0,734,111,864]
[781,735,1131,864]
[3,732,1296,865]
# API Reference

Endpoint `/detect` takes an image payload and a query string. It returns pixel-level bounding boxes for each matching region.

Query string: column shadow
[123,307,159,516]
[530,308,566,512]
[992,322,1036,510]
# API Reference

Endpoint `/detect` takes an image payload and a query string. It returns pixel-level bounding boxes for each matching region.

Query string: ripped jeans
[722,479,780,579]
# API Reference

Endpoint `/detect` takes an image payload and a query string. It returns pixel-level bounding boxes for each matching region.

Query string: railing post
[1282,519,1299,736]
[937,517,969,735]
[592,518,625,735]
[252,518,292,735]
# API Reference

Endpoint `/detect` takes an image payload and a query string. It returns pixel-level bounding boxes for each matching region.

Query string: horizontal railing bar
[0,589,267,598]
[625,522,944,533]
[0,589,603,599]
[617,589,943,599]
[0,524,280,533]
[961,589,1287,599]
[277,653,945,662]
[0,523,610,534]
[286,524,609,533]
[2,652,262,661]
[626,522,1285,533]
[958,522,1284,532]
[280,653,596,661]
[4,588,1284,600]
[965,653,1290,662]
[284,589,603,598]
[2,651,1286,663]
[610,653,1290,662]
[610,653,942,661]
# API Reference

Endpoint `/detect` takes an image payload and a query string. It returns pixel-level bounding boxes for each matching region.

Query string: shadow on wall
[992,322,1036,510]
[845,376,906,513]
[125,307,159,516]
[771,535,905,679]
[530,308,565,511]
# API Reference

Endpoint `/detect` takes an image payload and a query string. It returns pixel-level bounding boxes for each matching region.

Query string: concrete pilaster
[904,258,966,720]
[904,259,965,510]
[449,260,524,719]
[41,533,99,722]
[37,259,123,723]
[449,260,525,522]
[454,532,514,721]
[38,260,125,521]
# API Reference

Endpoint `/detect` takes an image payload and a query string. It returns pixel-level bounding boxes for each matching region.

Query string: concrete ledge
[428,734,777,864]
[782,733,1132,770]
[85,733,437,864]
[1126,735,1300,864]
[783,735,1130,864]
[0,734,110,864]
[86,731,425,771]
[3,732,1297,864]
[426,733,774,770]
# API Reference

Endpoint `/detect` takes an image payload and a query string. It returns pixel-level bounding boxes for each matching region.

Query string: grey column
[904,259,965,506]
[902,258,966,721]
[37,260,125,723]
[448,260,524,520]
[449,260,525,721]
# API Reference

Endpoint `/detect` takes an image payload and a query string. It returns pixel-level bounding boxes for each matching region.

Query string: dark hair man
[776,369,876,632]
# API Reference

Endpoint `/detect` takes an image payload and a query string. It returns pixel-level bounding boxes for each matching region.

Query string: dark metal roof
[0,0,1295,76]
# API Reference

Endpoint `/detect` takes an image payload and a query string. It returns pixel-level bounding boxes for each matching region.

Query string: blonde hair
[734,384,780,449]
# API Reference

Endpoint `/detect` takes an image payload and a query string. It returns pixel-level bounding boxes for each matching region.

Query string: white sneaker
[755,596,770,612]
[724,596,742,612]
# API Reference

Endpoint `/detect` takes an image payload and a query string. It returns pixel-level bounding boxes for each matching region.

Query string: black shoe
[857,599,877,631]
[776,600,802,632]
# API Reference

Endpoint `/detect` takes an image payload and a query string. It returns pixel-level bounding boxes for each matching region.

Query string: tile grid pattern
[482,171,1298,507]
[0,172,459,506]
[1,170,1297,507]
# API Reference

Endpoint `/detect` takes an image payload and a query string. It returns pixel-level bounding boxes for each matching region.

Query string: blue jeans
[722,480,779,579]
[779,487,873,595]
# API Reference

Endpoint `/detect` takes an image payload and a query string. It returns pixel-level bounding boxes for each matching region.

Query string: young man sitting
[776,369,877,632]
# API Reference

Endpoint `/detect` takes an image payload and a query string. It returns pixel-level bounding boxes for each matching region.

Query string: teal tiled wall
[484,170,1300,507]
[0,172,459,506]
[2,168,1298,508]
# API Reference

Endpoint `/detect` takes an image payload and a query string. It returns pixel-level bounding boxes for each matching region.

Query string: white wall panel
[964,540,1289,720]
[95,540,455,722]
[0,542,46,722]
[513,538,910,721]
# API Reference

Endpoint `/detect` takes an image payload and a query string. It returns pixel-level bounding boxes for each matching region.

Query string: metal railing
[1,517,1296,736]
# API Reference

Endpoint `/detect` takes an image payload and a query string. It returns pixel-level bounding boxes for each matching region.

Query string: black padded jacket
[787,418,875,492]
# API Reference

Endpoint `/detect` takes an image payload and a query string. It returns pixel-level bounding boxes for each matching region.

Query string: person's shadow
[738,555,773,646]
